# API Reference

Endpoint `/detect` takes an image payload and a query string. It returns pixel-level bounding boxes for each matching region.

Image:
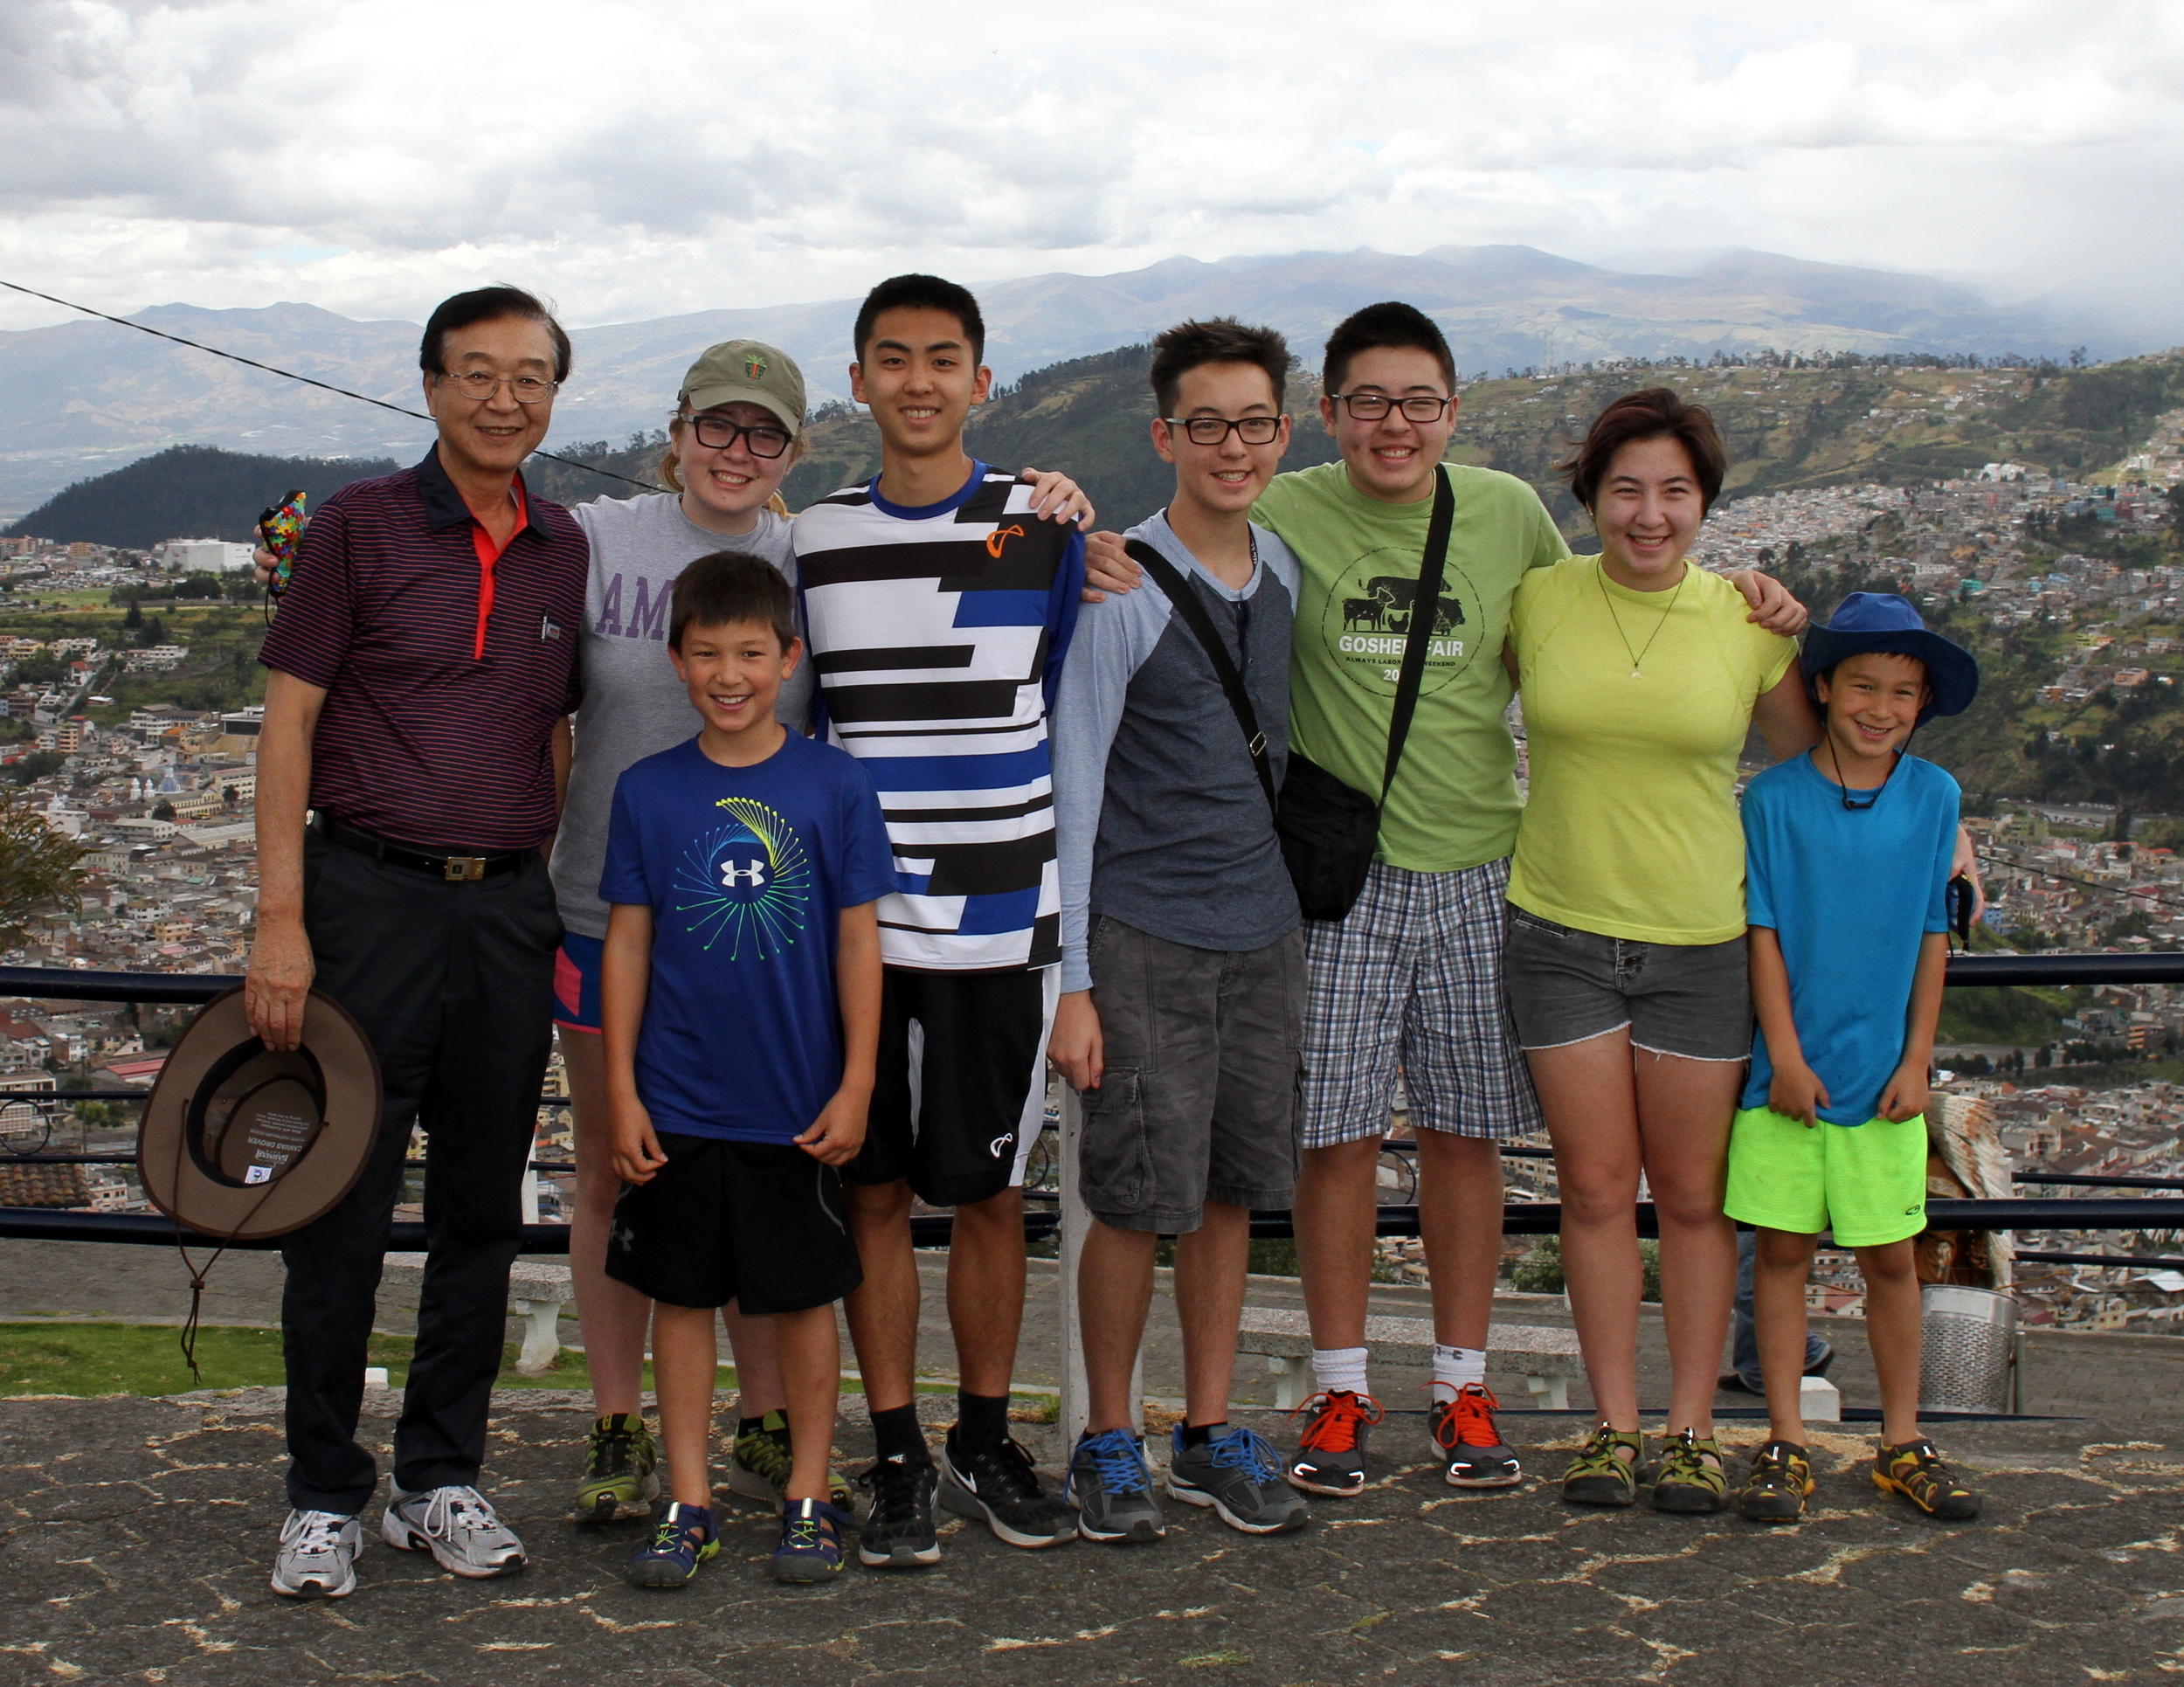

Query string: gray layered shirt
[1053,509,1301,993]
[549,493,812,940]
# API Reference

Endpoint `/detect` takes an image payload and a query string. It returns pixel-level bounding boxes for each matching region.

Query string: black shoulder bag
[1272,464,1455,920]
[1121,538,1281,818]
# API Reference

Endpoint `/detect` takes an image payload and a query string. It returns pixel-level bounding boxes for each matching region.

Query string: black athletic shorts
[845,965,1059,1207]
[605,1134,861,1314]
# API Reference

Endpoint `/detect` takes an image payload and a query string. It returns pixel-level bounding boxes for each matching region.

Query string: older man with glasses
[247,285,588,1601]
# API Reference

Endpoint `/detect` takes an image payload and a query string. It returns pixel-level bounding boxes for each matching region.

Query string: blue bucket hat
[1800,592,1979,723]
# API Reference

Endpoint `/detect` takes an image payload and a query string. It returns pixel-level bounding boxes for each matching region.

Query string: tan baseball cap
[678,340,806,435]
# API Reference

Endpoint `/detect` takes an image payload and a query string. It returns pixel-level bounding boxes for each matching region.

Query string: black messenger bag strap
[1123,537,1279,813]
[1377,462,1455,804]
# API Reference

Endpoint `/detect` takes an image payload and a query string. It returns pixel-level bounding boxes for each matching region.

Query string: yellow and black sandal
[1560,1425,1643,1507]
[1650,1429,1729,1513]
[1738,1439,1814,1524]
[1874,1439,1981,1521]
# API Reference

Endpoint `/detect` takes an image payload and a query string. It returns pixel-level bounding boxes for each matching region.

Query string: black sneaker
[1284,1390,1383,1498]
[1428,1383,1524,1490]
[938,1428,1074,1549]
[854,1453,941,1569]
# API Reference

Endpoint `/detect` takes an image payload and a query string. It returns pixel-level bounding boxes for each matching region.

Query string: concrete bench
[1236,1305,1584,1411]
[383,1254,573,1376]
[508,1262,574,1374]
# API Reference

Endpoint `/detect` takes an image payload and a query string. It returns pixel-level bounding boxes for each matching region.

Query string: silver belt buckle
[443,855,487,883]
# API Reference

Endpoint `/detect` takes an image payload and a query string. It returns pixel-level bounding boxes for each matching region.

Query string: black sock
[1181,1421,1226,1449]
[736,1414,766,1437]
[870,1402,929,1465]
[955,1390,1011,1451]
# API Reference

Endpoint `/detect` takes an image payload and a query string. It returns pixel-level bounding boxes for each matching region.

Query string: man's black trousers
[281,830,561,1515]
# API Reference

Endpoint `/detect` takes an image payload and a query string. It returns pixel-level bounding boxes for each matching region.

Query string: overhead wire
[0,278,663,493]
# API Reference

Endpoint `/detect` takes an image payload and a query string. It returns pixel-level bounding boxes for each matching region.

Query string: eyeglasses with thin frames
[685,414,793,459]
[1332,392,1454,423]
[1162,414,1284,446]
[438,371,558,405]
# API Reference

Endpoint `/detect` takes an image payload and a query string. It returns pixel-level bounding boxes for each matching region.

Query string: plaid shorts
[1300,857,1542,1149]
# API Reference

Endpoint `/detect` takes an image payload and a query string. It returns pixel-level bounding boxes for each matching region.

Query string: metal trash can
[1919,1283,2020,1414]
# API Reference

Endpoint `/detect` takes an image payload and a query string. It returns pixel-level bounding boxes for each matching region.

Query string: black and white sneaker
[271,1508,361,1599]
[854,1453,941,1569]
[382,1485,525,1580]
[939,1429,1074,1549]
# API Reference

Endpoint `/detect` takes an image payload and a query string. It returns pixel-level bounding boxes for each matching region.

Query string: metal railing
[2,955,2181,1262]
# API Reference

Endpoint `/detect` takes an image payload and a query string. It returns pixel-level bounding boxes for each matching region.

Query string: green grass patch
[0,1321,1016,1401]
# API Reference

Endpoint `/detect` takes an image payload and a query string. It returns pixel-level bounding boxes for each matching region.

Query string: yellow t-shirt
[1507,556,1796,945]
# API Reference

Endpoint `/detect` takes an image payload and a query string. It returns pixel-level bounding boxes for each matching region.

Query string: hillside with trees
[5,445,397,549]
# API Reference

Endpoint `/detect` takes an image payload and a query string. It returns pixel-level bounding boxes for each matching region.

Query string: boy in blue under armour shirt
[599,551,893,1586]
[1724,592,1984,1528]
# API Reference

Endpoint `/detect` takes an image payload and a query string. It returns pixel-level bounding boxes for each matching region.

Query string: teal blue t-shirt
[1739,751,1959,1126]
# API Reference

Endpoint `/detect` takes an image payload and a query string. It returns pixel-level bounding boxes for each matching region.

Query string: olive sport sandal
[1874,1439,1982,1521]
[1738,1440,1814,1524]
[1560,1425,1643,1507]
[1648,1429,1729,1514]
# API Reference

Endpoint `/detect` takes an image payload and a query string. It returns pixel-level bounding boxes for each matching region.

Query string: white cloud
[0,0,2180,338]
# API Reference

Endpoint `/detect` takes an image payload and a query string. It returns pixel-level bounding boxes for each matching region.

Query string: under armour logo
[721,859,767,888]
[985,524,1026,559]
[988,1135,1013,1158]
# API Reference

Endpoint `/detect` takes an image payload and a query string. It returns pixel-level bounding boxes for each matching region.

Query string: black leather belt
[313,813,529,882]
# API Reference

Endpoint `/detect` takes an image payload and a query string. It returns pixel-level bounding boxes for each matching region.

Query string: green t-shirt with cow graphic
[1253,460,1568,874]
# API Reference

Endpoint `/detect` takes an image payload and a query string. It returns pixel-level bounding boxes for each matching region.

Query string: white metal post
[1058,1084,1141,1447]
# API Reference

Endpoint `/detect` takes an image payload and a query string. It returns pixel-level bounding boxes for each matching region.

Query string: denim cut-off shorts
[1501,907,1752,1062]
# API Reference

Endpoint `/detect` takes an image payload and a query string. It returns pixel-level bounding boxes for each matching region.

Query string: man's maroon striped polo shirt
[259,446,588,851]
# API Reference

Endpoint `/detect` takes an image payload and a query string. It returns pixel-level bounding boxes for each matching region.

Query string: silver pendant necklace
[1599,560,1687,678]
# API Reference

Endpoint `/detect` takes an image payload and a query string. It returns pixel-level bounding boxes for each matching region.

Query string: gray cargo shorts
[1076,916,1303,1234]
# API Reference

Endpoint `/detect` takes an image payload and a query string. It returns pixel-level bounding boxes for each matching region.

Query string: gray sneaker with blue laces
[1065,1428,1166,1544]
[1165,1425,1310,1535]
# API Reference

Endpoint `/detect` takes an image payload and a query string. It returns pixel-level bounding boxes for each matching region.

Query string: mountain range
[0,245,2136,517]
[19,346,2180,553]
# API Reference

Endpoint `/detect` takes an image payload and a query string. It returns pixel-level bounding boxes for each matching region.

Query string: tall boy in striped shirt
[795,273,1087,1567]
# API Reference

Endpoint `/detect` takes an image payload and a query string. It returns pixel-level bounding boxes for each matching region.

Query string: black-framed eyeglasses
[1333,391,1454,423]
[686,414,793,458]
[1162,414,1284,446]
[438,371,558,405]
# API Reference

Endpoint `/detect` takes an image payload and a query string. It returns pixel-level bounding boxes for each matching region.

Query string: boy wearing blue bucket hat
[1725,592,1985,1527]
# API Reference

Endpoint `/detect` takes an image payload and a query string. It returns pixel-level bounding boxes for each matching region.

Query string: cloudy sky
[2,0,2181,335]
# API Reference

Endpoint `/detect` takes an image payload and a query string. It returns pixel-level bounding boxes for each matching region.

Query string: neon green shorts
[1722,1107,1928,1248]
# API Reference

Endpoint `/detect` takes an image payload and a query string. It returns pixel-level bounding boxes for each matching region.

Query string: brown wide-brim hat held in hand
[137,985,382,1242]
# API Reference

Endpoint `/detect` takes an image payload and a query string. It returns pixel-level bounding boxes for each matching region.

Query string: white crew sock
[1310,1345,1369,1398]
[1432,1344,1487,1404]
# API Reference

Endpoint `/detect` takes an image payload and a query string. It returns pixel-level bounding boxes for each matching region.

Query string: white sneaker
[271,1508,361,1599]
[382,1485,526,1579]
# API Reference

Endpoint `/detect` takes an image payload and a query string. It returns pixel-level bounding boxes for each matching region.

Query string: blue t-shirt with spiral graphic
[601,731,895,1143]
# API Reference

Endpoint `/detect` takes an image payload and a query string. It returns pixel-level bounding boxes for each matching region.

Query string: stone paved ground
[5,1391,2184,1686]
